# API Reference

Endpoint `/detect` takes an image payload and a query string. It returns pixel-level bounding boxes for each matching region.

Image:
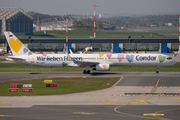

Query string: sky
[1,0,180,16]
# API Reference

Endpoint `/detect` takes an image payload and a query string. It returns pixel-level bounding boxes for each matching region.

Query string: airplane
[4,31,176,74]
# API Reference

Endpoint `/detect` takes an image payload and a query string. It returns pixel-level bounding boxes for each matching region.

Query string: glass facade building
[123,43,159,51]
[28,43,64,52]
[26,43,178,53]
[75,43,112,52]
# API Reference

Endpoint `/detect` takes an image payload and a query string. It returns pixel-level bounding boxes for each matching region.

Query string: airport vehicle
[4,31,176,74]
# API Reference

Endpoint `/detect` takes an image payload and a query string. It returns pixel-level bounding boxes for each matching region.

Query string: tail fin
[4,31,32,56]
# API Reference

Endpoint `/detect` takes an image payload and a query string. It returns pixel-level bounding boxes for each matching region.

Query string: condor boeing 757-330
[4,31,176,74]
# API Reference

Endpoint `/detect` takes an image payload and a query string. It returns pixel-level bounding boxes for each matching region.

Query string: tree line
[29,11,179,29]
[100,14,179,28]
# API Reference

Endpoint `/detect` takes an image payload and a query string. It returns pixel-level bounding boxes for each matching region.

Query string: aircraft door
[29,55,35,64]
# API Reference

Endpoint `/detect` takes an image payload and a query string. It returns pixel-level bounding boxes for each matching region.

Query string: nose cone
[172,60,176,65]
[164,59,176,66]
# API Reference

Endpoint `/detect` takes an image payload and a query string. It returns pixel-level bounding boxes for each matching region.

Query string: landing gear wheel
[156,66,160,74]
[87,70,90,74]
[83,70,86,74]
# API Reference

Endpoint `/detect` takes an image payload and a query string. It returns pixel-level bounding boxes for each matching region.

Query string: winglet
[65,48,73,61]
[69,49,74,54]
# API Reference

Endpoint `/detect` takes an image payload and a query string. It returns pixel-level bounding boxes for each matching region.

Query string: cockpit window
[167,57,172,60]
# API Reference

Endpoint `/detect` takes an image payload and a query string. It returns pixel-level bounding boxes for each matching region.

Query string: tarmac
[0,53,180,120]
[0,72,180,120]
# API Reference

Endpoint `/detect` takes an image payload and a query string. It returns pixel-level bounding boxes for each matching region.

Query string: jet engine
[92,64,110,71]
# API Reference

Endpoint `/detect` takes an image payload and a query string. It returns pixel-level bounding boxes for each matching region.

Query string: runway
[0,72,180,120]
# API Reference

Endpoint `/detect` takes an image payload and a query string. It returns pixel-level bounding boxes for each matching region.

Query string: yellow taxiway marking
[114,105,165,120]
[106,100,150,105]
[73,112,97,115]
[0,101,10,103]
[112,76,124,87]
[143,113,164,117]
[0,114,12,117]
[82,76,86,78]
[0,104,19,106]
[91,99,119,102]
[147,78,162,100]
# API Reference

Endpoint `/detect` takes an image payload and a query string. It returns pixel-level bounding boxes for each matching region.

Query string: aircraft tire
[156,71,159,73]
[87,70,90,74]
[83,70,86,74]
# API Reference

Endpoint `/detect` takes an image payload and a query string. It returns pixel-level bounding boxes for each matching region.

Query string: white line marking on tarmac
[112,76,124,87]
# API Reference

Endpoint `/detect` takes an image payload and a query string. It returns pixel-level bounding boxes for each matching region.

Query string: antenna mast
[92,4,98,38]
[66,13,68,54]
[178,12,180,54]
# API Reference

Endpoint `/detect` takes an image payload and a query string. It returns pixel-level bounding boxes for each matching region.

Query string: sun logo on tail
[9,38,22,53]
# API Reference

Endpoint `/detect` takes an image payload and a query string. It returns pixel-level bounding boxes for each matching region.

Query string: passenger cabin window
[167,57,172,60]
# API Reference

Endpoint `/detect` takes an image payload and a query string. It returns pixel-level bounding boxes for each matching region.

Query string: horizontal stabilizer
[7,56,26,60]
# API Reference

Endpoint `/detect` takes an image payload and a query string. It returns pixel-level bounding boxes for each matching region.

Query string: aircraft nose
[173,60,176,65]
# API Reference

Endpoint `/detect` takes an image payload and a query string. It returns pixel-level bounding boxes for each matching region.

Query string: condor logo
[136,55,157,61]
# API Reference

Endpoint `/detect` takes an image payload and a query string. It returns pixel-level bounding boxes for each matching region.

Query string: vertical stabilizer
[4,31,32,56]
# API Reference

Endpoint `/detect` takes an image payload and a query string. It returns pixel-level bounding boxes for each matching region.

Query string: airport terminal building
[0,7,33,35]
[11,37,180,54]
[0,36,179,54]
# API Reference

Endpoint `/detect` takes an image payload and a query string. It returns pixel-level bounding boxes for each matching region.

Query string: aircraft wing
[73,60,99,67]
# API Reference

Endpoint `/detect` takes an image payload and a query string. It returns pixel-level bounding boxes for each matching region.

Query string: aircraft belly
[131,61,159,66]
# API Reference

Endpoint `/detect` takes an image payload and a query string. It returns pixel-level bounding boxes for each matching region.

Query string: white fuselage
[14,53,176,68]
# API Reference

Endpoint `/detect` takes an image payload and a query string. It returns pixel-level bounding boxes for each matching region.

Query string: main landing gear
[83,65,91,74]
[83,70,90,74]
[156,66,160,73]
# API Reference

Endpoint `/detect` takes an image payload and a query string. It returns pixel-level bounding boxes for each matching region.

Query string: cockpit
[167,57,172,60]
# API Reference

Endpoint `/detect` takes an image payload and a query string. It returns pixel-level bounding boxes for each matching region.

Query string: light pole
[92,4,98,38]
[66,13,68,54]
[178,12,180,54]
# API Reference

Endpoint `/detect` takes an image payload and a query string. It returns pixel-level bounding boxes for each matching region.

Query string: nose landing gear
[156,66,160,73]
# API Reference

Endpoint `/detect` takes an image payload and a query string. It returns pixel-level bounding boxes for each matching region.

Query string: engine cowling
[92,64,110,71]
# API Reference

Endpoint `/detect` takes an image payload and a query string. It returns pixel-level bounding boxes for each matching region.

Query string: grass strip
[9,29,177,39]
[0,59,6,61]
[0,78,119,96]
